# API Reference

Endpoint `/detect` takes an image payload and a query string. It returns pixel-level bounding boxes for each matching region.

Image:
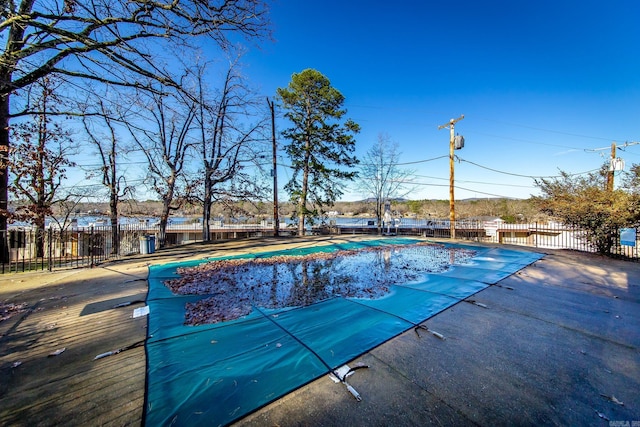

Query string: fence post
[89,226,94,267]
[1,230,5,274]
[48,228,52,271]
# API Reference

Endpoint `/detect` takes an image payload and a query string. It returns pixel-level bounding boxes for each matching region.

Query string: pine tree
[277,69,360,236]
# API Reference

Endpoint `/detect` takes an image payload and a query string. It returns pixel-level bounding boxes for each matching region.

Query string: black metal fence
[0,224,153,273]
[1,220,638,273]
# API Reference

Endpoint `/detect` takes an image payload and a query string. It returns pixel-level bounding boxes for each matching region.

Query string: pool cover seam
[344,296,452,328]
[394,281,484,300]
[252,305,343,377]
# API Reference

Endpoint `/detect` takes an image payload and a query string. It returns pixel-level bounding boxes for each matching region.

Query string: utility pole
[587,140,639,191]
[584,141,640,191]
[267,98,279,237]
[606,141,616,192]
[438,115,464,240]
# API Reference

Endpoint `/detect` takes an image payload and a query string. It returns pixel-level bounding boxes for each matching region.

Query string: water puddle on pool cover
[164,242,476,325]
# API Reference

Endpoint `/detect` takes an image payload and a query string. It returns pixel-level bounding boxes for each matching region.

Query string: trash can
[148,236,156,254]
[139,236,150,255]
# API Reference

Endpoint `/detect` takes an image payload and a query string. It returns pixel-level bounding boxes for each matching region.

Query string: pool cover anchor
[113,299,145,309]
[93,340,145,360]
[466,299,489,309]
[414,325,445,340]
[330,364,369,402]
[344,381,361,401]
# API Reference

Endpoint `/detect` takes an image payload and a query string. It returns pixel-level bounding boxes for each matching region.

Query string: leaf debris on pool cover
[163,242,476,325]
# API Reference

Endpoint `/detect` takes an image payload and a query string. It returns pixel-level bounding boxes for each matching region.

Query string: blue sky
[241,0,640,201]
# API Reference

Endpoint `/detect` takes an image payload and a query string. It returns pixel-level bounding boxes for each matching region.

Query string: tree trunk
[159,195,172,248]
[35,132,46,257]
[159,216,168,249]
[376,198,383,235]
[202,202,211,241]
[297,197,306,236]
[298,138,312,236]
[109,193,118,255]
[35,216,45,258]
[297,172,308,237]
[202,172,212,241]
[0,91,9,262]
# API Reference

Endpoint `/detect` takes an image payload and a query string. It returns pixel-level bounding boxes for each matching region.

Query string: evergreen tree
[277,69,360,236]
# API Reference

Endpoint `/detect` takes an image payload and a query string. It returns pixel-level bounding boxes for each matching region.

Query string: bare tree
[194,59,269,241]
[357,133,415,234]
[126,87,198,248]
[8,77,76,256]
[50,193,88,231]
[0,0,271,258]
[82,100,135,254]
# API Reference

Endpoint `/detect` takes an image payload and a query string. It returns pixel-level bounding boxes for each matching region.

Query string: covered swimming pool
[144,238,543,426]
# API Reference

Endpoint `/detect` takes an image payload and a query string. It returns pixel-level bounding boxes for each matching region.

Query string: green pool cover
[144,239,543,426]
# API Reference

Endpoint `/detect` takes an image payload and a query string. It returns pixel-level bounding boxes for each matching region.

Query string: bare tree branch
[0,0,271,242]
[357,133,416,233]
[192,55,270,240]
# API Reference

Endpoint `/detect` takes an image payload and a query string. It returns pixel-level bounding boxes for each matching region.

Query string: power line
[57,178,148,191]
[346,102,625,143]
[74,160,149,168]
[474,116,617,141]
[412,174,535,188]
[395,155,449,166]
[457,157,601,179]
[585,141,640,152]
[357,156,448,167]
[400,180,529,199]
[466,130,588,151]
[454,185,530,199]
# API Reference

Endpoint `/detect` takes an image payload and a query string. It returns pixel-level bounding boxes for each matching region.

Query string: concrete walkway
[1,237,638,426]
[240,243,640,426]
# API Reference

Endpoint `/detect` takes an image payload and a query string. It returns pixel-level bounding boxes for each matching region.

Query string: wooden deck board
[1,261,149,427]
[1,236,382,426]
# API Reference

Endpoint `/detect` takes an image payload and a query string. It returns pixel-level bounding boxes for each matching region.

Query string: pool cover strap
[254,305,367,402]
